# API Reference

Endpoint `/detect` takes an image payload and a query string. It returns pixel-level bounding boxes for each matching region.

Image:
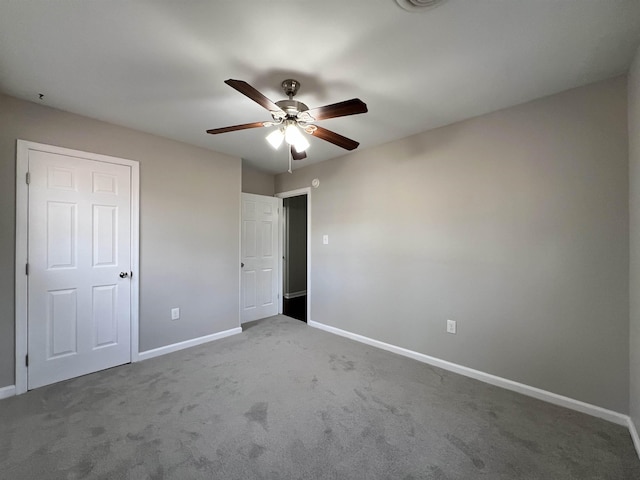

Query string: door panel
[93,205,118,266]
[28,149,132,389]
[260,268,273,305]
[93,285,118,348]
[241,193,280,323]
[48,288,78,358]
[47,202,77,269]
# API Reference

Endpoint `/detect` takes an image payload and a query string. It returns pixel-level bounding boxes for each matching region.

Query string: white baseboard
[629,418,640,459]
[284,290,307,300]
[308,320,629,427]
[0,384,16,400]
[138,327,242,361]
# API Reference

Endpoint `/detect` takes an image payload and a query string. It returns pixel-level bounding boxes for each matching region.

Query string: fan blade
[291,145,307,160]
[310,126,360,150]
[306,98,368,121]
[206,121,267,135]
[225,79,284,113]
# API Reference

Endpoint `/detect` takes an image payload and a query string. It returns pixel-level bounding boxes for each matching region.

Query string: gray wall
[284,195,307,294]
[242,164,275,196]
[276,77,629,413]
[0,93,241,388]
[630,46,640,432]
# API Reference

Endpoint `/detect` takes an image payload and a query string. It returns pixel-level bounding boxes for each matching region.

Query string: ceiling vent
[394,0,447,12]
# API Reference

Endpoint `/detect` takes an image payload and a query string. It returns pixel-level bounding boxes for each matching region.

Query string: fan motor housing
[275,99,308,118]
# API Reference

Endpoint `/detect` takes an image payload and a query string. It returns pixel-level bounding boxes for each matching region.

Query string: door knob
[119,272,129,278]
[241,263,245,268]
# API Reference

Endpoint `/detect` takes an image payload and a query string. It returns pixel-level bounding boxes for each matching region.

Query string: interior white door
[241,193,280,323]
[28,149,132,389]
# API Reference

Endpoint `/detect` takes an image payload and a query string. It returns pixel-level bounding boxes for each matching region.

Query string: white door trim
[14,140,140,395]
[276,187,311,322]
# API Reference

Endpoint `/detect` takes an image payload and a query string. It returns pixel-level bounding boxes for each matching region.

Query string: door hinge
[25,263,29,275]
[26,172,30,184]
[25,354,29,367]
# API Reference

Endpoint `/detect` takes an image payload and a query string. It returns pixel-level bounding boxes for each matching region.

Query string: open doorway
[282,195,307,321]
[279,191,309,322]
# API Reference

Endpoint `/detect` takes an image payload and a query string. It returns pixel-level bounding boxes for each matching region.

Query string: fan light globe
[285,124,309,152]
[295,137,310,153]
[266,129,284,149]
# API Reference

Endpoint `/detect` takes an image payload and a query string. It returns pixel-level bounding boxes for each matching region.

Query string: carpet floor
[1,315,639,479]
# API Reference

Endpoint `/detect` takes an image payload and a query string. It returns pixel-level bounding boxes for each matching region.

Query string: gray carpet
[1,315,639,479]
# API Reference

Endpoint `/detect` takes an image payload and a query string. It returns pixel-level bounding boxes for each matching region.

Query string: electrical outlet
[171,308,180,320]
[323,235,329,245]
[446,319,457,334]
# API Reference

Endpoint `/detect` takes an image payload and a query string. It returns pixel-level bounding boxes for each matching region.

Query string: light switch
[323,235,329,245]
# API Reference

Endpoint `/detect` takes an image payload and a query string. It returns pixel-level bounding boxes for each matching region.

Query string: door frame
[14,140,140,395]
[275,187,311,322]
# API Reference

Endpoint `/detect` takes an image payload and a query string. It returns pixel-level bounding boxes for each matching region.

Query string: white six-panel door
[27,149,132,389]
[241,193,280,323]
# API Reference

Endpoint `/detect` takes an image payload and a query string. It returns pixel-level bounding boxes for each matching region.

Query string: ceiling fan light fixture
[209,78,367,164]
[266,129,284,149]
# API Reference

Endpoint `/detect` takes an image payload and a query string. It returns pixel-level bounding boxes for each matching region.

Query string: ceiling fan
[206,79,368,162]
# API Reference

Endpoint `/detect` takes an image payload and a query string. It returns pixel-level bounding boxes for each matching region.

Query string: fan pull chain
[288,148,293,174]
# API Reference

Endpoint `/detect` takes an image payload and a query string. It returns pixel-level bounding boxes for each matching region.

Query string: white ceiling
[1,0,639,174]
